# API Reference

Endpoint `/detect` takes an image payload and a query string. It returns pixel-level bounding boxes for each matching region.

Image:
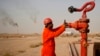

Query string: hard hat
[44,17,52,25]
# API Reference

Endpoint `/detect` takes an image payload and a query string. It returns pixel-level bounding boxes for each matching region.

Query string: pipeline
[67,0,95,56]
[75,1,95,12]
[68,1,95,18]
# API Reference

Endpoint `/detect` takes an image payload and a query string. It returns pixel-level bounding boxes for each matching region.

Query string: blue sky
[0,0,99,34]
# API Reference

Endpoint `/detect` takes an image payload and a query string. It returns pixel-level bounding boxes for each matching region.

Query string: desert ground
[0,33,100,56]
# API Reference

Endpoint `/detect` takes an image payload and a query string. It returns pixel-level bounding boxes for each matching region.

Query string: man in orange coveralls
[41,17,68,56]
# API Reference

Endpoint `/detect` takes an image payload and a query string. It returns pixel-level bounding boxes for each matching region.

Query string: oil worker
[41,17,68,56]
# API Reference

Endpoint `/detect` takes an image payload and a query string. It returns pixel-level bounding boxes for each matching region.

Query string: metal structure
[68,43,79,56]
[68,0,95,56]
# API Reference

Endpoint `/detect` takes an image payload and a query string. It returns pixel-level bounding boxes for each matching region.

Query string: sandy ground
[0,36,100,56]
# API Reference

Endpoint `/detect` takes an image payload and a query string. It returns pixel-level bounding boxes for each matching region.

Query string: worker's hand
[64,20,68,28]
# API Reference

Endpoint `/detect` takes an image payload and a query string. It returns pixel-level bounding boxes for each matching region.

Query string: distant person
[41,17,68,56]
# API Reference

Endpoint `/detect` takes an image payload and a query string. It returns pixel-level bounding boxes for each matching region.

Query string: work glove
[64,20,68,28]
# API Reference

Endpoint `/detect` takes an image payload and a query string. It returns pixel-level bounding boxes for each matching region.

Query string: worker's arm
[53,25,62,31]
[53,20,68,31]
[46,20,68,39]
[49,24,66,38]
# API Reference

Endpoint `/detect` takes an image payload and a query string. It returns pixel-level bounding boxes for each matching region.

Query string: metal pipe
[68,1,95,56]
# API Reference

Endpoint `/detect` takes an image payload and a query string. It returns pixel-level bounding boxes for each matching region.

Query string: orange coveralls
[41,25,65,56]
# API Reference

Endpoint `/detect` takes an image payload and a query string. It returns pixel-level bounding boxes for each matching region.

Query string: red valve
[68,19,89,33]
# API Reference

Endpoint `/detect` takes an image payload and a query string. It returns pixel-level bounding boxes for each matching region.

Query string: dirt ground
[0,35,100,56]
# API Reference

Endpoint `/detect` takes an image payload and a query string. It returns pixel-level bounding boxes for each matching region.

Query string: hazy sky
[0,0,100,34]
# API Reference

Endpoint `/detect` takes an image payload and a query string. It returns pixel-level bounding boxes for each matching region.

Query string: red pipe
[81,33,88,56]
[76,1,95,12]
[68,1,95,56]
[68,17,89,56]
[75,1,95,18]
[80,1,95,56]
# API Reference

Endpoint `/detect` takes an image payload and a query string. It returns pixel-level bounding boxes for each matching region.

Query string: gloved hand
[64,20,68,28]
